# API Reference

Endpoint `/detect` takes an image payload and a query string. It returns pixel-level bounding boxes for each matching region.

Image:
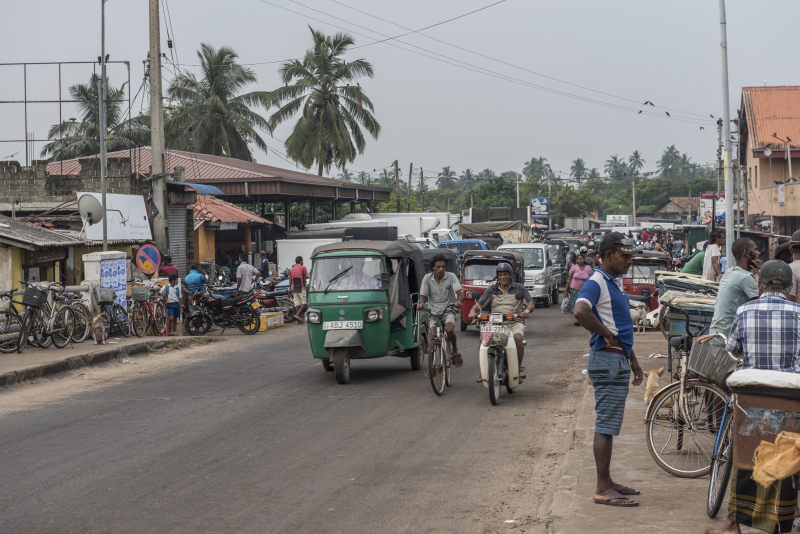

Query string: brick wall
[0,157,148,210]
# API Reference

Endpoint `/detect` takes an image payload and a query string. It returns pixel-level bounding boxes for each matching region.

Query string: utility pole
[99,0,108,251]
[407,162,413,212]
[516,173,520,208]
[394,160,400,213]
[548,168,552,230]
[719,0,734,266]
[743,168,749,229]
[150,0,168,253]
[630,173,636,227]
[419,167,424,212]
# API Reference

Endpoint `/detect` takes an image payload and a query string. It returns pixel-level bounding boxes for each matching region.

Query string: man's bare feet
[593,488,634,505]
[704,520,741,534]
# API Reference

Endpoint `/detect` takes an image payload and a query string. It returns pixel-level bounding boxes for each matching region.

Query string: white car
[498,243,560,308]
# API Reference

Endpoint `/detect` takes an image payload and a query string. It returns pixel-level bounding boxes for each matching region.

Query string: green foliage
[268,27,380,175]
[166,44,272,161]
[436,166,458,189]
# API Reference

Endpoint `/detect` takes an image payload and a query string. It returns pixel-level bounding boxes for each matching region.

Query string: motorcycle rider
[468,263,535,382]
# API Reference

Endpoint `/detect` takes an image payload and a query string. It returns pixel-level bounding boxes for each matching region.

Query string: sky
[1,0,797,186]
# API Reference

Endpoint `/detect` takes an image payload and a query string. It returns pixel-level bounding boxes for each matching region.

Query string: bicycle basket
[22,287,47,308]
[96,287,118,306]
[131,287,149,301]
[687,333,739,386]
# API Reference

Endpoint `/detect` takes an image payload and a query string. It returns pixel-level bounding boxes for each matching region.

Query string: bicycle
[428,305,457,396]
[17,281,75,352]
[51,290,91,343]
[0,289,27,353]
[129,279,167,337]
[645,303,733,478]
[707,396,734,517]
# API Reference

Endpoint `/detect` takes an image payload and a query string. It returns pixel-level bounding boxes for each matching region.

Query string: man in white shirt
[702,230,724,281]
[236,252,261,295]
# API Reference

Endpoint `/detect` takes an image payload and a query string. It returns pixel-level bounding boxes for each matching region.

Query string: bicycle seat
[62,292,77,299]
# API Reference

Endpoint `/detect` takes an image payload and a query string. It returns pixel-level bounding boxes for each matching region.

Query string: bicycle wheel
[444,340,452,387]
[645,380,726,478]
[0,311,22,353]
[111,304,130,337]
[151,300,168,335]
[707,408,734,517]
[17,310,32,353]
[69,303,91,343]
[131,302,150,338]
[51,307,74,348]
[429,341,445,395]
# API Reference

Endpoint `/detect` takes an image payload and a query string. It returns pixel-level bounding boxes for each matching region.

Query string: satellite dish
[764,147,773,157]
[78,194,104,225]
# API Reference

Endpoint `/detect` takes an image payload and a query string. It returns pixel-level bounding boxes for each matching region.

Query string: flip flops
[451,353,463,367]
[617,486,640,496]
[593,497,639,507]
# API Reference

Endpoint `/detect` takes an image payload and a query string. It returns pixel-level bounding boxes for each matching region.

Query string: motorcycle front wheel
[236,306,260,335]
[185,314,212,336]
[488,353,501,405]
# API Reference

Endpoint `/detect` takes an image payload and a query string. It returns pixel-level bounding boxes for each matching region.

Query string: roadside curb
[0,339,170,387]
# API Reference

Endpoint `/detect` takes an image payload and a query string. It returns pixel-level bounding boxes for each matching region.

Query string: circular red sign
[136,244,161,275]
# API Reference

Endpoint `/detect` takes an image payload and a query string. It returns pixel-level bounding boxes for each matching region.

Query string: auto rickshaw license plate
[481,325,509,334]
[323,321,363,330]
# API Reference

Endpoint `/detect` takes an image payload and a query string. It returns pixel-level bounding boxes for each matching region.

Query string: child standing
[160,274,182,336]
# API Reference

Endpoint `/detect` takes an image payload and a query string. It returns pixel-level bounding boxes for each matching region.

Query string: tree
[587,167,601,179]
[166,44,272,161]
[41,74,149,161]
[469,177,516,209]
[570,158,587,183]
[500,171,518,183]
[268,27,380,176]
[523,156,550,178]
[459,168,478,190]
[656,145,681,176]
[604,154,627,180]
[337,167,354,181]
[477,168,495,183]
[372,168,395,188]
[628,150,645,177]
[436,166,458,189]
[356,170,370,184]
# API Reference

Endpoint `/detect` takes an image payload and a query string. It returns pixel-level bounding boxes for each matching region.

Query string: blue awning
[170,182,224,195]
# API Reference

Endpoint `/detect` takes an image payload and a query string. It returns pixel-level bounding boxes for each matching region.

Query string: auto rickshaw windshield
[503,248,544,269]
[628,261,662,280]
[309,256,385,292]
[546,244,564,261]
[463,262,500,281]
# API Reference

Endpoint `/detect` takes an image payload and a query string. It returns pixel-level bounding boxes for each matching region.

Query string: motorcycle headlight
[364,307,383,322]
[534,274,545,284]
[305,309,322,324]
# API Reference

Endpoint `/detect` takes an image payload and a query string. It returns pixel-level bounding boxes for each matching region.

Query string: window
[309,256,385,292]
[505,248,545,269]
[470,242,483,250]
[463,263,499,281]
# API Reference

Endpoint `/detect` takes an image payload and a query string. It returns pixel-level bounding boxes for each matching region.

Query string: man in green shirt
[681,241,707,276]
[709,238,763,336]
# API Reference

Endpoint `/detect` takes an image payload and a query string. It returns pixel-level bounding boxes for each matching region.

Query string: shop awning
[171,182,224,195]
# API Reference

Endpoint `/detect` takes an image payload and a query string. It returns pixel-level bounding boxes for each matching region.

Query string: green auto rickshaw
[305,241,429,384]
[542,239,568,286]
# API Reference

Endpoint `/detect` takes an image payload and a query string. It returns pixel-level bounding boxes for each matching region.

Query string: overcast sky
[1,0,797,184]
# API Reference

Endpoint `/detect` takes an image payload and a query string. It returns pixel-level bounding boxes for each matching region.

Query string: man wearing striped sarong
[574,232,644,508]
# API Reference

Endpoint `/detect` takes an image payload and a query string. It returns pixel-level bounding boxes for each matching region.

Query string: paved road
[0,305,588,533]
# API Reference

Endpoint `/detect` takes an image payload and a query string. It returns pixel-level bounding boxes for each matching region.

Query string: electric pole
[516,173,520,208]
[150,0,168,253]
[419,167,424,212]
[743,168,749,229]
[720,0,734,266]
[407,162,413,212]
[630,173,636,227]
[548,168,552,230]
[394,160,400,213]
[99,0,108,251]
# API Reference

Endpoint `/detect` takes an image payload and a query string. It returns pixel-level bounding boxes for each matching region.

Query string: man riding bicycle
[417,253,464,366]
[468,263,535,381]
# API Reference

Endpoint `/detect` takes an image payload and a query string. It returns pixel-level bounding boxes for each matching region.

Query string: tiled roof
[0,214,85,249]
[741,86,800,151]
[654,197,700,212]
[45,147,391,191]
[190,196,272,225]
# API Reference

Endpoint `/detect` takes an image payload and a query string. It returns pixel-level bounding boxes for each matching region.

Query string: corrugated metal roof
[0,215,85,249]
[190,197,272,225]
[46,147,392,192]
[741,86,800,151]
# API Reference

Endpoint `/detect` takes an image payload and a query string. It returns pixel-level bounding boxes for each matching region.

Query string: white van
[498,243,560,307]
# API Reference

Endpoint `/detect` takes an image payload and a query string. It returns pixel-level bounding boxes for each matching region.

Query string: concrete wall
[745,149,800,234]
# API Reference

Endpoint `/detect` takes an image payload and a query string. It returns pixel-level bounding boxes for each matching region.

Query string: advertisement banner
[700,197,725,222]
[530,197,549,217]
[779,184,785,206]
[100,258,127,309]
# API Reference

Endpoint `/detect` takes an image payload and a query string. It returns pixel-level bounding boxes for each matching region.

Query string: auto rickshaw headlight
[306,310,322,324]
[364,308,383,322]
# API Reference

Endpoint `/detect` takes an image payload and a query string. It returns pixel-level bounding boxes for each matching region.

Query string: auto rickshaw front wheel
[334,349,351,384]
[322,358,334,372]
[408,334,428,371]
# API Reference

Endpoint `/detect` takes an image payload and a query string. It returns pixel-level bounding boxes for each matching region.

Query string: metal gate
[167,203,188,278]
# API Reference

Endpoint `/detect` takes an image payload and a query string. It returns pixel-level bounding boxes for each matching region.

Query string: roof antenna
[762,79,767,86]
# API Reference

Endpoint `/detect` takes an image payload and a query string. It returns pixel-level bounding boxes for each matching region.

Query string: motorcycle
[253,287,296,323]
[183,283,261,336]
[476,292,527,405]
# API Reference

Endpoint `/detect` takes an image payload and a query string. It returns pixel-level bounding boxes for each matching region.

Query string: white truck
[277,238,340,274]
[308,215,439,239]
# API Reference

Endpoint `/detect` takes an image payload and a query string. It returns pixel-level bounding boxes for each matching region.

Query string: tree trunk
[318,161,323,177]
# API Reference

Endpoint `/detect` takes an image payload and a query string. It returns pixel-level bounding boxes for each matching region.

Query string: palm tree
[570,158,587,183]
[437,166,458,189]
[523,156,551,178]
[604,154,627,181]
[41,74,149,161]
[337,167,354,181]
[657,145,681,176]
[373,169,395,188]
[357,170,370,184]
[166,44,272,162]
[628,150,645,175]
[459,168,478,190]
[478,168,495,183]
[587,167,601,179]
[267,27,381,176]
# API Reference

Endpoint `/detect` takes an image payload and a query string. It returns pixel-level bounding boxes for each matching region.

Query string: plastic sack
[560,296,571,314]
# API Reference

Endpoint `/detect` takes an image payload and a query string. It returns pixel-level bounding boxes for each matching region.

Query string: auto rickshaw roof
[631,251,670,261]
[420,248,459,275]
[311,240,425,282]
[462,250,525,274]
[542,239,568,245]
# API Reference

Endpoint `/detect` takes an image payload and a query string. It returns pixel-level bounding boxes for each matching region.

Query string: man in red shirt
[158,255,179,278]
[289,256,308,324]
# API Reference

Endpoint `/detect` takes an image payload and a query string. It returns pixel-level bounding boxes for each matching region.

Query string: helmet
[496,262,513,276]
[759,260,793,291]
[580,246,588,253]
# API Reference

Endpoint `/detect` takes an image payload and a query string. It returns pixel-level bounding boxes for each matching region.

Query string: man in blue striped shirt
[575,232,644,507]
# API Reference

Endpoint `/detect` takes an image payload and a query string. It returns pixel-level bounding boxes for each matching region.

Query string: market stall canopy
[458,221,530,234]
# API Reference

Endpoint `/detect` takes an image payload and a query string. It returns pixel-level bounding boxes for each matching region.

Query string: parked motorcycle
[476,292,527,405]
[184,283,261,336]
[253,287,296,323]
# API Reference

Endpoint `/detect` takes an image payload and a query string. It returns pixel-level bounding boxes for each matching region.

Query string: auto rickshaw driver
[468,263,535,383]
[330,257,381,291]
